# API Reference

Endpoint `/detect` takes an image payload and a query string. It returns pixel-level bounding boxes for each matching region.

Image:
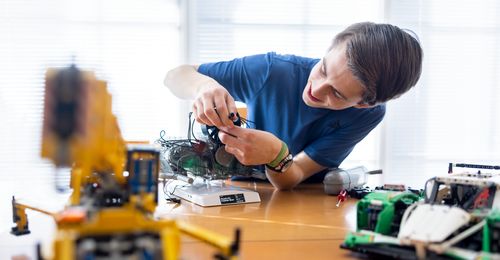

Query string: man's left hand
[218,126,282,165]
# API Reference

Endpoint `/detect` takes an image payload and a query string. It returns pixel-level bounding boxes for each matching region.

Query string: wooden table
[1,180,361,260]
[156,181,360,260]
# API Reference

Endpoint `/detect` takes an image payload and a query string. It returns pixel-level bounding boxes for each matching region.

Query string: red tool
[336,189,347,207]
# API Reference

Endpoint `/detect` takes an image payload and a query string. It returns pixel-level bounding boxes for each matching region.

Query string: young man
[165,22,423,190]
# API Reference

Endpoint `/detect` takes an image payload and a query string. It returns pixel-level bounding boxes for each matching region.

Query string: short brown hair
[330,22,423,105]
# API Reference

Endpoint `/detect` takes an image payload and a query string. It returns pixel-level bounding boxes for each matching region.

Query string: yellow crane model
[11,65,240,260]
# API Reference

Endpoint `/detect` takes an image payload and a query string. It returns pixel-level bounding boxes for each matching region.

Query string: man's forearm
[164,65,217,99]
[266,151,326,190]
[266,162,304,190]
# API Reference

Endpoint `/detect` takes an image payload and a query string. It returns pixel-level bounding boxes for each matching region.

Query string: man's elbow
[274,185,294,191]
[165,65,194,84]
[164,65,200,99]
[163,66,182,90]
[270,180,298,191]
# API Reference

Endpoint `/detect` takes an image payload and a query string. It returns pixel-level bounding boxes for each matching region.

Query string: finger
[193,100,211,125]
[226,95,238,121]
[213,94,233,127]
[201,98,223,127]
[218,130,239,146]
[219,125,246,138]
[225,145,246,164]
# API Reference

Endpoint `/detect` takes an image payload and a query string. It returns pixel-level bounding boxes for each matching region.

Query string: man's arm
[266,151,326,190]
[218,126,326,190]
[164,65,207,99]
[164,65,236,127]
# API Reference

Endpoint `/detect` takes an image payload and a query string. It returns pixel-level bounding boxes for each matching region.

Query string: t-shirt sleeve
[304,105,386,168]
[197,53,273,103]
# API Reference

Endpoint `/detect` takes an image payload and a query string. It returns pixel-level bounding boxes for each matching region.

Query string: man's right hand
[193,82,238,128]
[164,64,237,128]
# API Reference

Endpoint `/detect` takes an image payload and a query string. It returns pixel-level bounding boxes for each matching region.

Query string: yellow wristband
[267,141,288,168]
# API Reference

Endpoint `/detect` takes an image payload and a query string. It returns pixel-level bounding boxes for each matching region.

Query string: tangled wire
[155,112,258,180]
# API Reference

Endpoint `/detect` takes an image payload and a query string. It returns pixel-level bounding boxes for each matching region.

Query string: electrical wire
[155,113,257,182]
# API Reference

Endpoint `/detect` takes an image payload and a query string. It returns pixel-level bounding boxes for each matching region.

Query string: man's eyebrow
[323,57,348,101]
[322,57,328,75]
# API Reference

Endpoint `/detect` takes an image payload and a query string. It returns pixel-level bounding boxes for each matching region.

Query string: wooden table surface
[157,181,360,260]
[1,180,361,260]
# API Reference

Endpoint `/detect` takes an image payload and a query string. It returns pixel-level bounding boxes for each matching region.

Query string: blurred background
[0,0,499,239]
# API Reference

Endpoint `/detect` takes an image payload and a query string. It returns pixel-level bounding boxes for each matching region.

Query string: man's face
[303,43,370,110]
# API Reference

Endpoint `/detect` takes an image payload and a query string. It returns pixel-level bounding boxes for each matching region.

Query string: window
[2,0,499,195]
[190,0,500,187]
[189,0,385,173]
[0,0,182,211]
[383,0,500,186]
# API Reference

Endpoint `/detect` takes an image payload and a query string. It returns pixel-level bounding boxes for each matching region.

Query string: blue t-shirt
[198,52,385,175]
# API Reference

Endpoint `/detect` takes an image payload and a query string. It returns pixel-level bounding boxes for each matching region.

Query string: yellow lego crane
[11,65,240,260]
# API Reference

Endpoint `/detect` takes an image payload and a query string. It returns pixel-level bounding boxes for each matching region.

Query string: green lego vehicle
[341,163,500,260]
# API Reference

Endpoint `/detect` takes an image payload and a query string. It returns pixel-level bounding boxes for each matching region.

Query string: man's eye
[321,66,326,76]
[332,90,343,100]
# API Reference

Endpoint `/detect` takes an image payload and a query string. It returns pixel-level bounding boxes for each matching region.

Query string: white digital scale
[165,179,261,207]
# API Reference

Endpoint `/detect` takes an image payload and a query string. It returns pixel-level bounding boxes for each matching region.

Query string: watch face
[280,154,293,172]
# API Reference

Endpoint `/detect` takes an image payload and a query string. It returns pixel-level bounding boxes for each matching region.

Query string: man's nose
[311,80,329,97]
